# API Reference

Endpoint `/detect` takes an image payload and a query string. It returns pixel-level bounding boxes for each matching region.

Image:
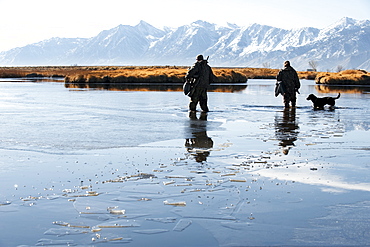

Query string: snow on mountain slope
[0,17,369,71]
[0,38,85,65]
[70,21,166,64]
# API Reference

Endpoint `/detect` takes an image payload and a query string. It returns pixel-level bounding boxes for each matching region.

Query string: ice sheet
[0,79,370,246]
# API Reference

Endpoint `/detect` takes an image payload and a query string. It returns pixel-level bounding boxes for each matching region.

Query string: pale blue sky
[0,0,369,52]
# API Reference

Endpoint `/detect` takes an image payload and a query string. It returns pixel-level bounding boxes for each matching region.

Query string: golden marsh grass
[316,70,370,85]
[0,66,318,83]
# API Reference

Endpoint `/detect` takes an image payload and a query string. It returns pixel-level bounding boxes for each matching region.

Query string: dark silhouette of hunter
[276,61,300,108]
[185,55,215,112]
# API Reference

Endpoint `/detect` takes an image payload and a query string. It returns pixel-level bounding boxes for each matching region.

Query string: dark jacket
[276,66,300,93]
[185,60,215,89]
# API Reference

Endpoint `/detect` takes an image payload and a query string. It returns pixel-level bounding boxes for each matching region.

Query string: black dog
[306,93,340,109]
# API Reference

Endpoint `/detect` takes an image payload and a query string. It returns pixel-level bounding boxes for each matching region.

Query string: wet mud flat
[0,79,370,246]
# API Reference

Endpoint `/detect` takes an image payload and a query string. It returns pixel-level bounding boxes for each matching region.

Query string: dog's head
[306,94,316,101]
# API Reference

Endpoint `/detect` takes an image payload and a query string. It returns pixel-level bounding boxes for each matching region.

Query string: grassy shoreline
[3,66,369,85]
[0,66,317,83]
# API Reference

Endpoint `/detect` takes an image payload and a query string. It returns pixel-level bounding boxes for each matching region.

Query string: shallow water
[0,79,370,246]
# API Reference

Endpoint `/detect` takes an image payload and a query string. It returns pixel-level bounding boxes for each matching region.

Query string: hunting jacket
[185,60,215,89]
[277,66,300,93]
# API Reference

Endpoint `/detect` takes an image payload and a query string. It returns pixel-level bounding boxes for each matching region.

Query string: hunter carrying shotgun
[276,60,300,108]
[185,55,215,112]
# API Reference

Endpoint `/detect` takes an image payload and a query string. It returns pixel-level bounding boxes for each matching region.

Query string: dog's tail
[335,93,341,99]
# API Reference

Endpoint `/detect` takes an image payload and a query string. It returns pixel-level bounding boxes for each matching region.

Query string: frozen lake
[0,78,370,246]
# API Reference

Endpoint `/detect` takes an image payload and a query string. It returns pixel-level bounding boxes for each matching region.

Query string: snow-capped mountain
[0,17,369,71]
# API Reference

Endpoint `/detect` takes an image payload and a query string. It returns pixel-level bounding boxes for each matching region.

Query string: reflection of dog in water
[306,93,340,109]
[185,112,213,162]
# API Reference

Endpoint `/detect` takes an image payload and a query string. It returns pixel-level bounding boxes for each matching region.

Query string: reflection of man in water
[275,108,299,155]
[185,111,213,162]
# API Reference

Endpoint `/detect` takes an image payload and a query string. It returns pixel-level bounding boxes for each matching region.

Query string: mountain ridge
[0,17,369,71]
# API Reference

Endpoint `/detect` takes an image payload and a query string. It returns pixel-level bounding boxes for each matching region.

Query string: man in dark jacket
[276,61,301,108]
[185,55,215,112]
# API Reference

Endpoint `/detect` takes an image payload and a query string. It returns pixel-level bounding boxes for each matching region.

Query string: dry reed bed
[316,70,370,85]
[65,67,249,84]
[0,66,316,83]
[0,66,76,78]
